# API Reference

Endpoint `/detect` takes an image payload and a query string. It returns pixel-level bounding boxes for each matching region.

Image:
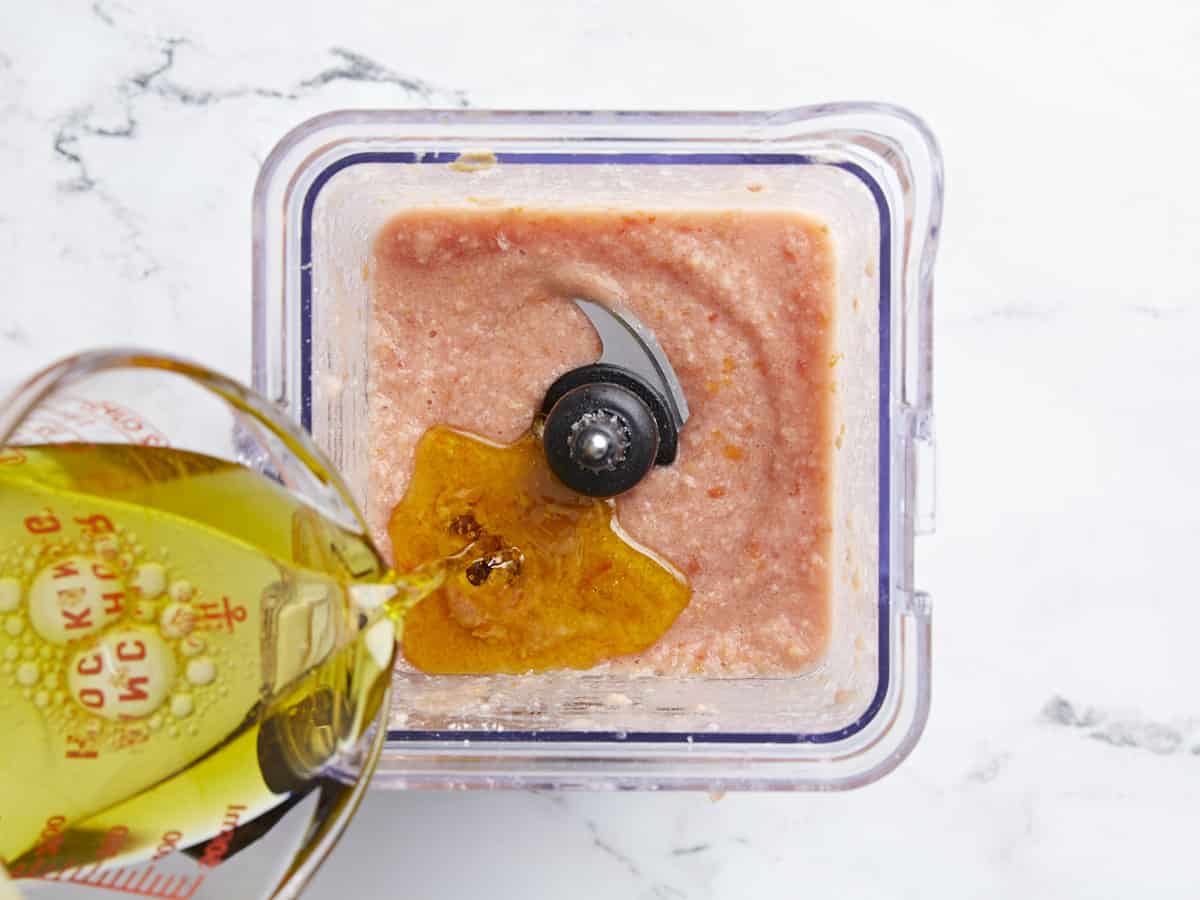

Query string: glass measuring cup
[0,350,400,898]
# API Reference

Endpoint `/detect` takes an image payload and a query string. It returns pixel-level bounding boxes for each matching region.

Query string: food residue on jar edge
[448,150,498,173]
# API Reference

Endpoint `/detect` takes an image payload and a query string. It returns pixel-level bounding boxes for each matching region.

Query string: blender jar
[252,105,941,790]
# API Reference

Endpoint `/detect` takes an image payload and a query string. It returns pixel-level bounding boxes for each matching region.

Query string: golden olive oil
[389,426,690,674]
[0,443,429,882]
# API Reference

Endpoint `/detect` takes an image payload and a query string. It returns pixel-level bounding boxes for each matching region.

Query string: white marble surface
[3,0,1199,896]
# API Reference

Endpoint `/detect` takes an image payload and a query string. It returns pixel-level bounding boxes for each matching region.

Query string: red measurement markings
[50,557,125,632]
[193,597,247,633]
[43,864,206,899]
[96,826,130,862]
[75,398,169,447]
[198,804,247,869]
[104,590,126,615]
[41,397,104,429]
[8,396,169,447]
[35,816,66,857]
[74,514,116,535]
[0,447,26,465]
[11,396,98,443]
[23,823,205,898]
[112,638,150,705]
[151,831,182,863]
[73,638,160,715]
[95,566,120,582]
[24,509,60,534]
[77,688,106,710]
[22,418,88,444]
[64,608,95,632]
[9,815,69,878]
[65,733,100,759]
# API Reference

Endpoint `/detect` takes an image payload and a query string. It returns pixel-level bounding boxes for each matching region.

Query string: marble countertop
[3,0,1198,896]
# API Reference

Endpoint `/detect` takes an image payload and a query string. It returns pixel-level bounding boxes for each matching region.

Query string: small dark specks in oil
[449,513,483,540]
[465,559,492,586]
[465,548,522,586]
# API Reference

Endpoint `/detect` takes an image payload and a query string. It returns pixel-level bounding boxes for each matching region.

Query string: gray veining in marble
[2,0,1198,897]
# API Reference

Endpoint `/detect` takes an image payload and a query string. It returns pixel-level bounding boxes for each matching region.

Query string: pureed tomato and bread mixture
[368,206,837,676]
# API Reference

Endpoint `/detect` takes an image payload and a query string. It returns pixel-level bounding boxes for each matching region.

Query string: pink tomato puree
[369,208,837,674]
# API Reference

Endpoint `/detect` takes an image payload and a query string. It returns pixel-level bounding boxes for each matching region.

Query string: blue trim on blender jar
[299,151,892,746]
